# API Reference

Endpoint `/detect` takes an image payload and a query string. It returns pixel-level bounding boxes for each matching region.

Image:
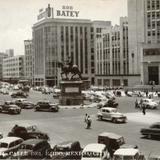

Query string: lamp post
[131,52,134,74]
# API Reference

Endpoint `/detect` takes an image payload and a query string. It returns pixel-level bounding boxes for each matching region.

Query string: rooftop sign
[56,6,79,18]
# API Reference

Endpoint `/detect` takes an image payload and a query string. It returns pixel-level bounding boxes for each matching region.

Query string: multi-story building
[128,0,160,85]
[32,4,111,86]
[24,40,33,84]
[3,55,24,82]
[95,17,132,87]
[0,53,8,80]
[6,49,14,57]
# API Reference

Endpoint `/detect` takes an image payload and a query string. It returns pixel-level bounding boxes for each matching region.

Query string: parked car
[11,139,51,159]
[140,122,160,139]
[97,98,118,109]
[81,143,110,160]
[98,132,125,157]
[35,100,59,112]
[113,148,145,160]
[137,98,158,109]
[8,125,49,141]
[0,137,23,159]
[48,141,82,159]
[97,107,127,123]
[0,132,3,139]
[11,91,28,98]
[0,102,21,114]
[148,152,160,160]
[14,99,34,109]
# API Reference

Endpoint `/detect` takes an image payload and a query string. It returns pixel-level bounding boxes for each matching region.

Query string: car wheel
[146,105,149,109]
[112,118,117,123]
[98,115,102,120]
[147,134,152,139]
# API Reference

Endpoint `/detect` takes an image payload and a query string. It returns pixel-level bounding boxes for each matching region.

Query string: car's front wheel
[112,118,117,123]
[98,115,103,120]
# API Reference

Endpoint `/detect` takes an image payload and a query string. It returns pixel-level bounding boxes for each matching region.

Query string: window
[148,31,151,36]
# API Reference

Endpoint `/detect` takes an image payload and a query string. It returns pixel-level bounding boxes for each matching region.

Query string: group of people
[84,114,92,129]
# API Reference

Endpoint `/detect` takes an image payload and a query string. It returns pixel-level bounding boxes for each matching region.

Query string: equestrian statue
[57,56,82,80]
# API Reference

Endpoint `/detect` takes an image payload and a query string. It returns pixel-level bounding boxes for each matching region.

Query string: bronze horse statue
[57,61,82,80]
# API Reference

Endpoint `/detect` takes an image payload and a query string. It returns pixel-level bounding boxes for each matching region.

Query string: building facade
[95,17,137,87]
[32,4,111,86]
[0,53,8,80]
[3,55,25,82]
[24,40,33,84]
[128,0,160,85]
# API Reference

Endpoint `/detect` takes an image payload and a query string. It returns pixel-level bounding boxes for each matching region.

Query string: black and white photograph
[0,0,160,159]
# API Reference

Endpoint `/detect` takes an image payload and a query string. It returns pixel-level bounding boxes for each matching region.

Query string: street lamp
[131,52,134,74]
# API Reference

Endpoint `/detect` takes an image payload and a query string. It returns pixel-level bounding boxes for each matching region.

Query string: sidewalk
[59,102,97,109]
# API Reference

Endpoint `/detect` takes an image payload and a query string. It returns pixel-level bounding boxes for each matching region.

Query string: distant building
[128,0,160,85]
[6,49,14,57]
[0,53,8,80]
[3,55,24,82]
[24,40,33,85]
[95,17,133,87]
[32,4,111,86]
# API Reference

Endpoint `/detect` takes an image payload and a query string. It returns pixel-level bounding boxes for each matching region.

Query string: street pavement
[0,91,160,157]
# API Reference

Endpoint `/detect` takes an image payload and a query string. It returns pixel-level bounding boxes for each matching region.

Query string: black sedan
[140,122,160,139]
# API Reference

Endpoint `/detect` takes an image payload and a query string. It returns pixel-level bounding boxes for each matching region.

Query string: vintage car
[0,101,21,114]
[113,148,145,160]
[148,152,160,160]
[140,122,160,139]
[11,91,28,98]
[97,98,118,109]
[11,139,51,159]
[35,100,59,112]
[97,107,127,123]
[0,137,23,159]
[48,141,82,159]
[8,125,49,141]
[98,132,125,157]
[137,98,158,109]
[81,143,110,160]
[14,99,34,109]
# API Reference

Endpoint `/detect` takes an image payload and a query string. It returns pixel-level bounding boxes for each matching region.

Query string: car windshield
[0,143,8,148]
[111,109,117,113]
[20,144,33,150]
[82,151,101,158]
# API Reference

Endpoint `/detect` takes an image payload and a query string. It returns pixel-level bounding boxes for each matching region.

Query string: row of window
[97,78,128,86]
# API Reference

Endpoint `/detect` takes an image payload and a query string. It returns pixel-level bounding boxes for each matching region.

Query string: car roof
[0,137,22,144]
[56,141,78,147]
[15,98,26,101]
[21,139,46,146]
[101,107,116,111]
[114,148,139,156]
[83,143,106,152]
[98,132,123,139]
[151,122,160,125]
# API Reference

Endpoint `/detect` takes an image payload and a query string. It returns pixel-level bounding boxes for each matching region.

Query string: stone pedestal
[59,80,84,105]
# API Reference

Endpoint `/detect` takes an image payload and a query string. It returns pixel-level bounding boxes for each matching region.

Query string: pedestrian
[135,99,138,109]
[142,104,146,115]
[86,116,92,129]
[84,113,88,123]
[140,98,143,109]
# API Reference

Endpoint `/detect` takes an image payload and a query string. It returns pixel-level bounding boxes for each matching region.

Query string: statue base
[59,80,84,106]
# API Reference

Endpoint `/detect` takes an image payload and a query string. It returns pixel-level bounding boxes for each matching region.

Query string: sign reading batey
[56,5,80,18]
[65,87,79,93]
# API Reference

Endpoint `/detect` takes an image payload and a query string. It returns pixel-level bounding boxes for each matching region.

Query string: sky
[0,0,127,55]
